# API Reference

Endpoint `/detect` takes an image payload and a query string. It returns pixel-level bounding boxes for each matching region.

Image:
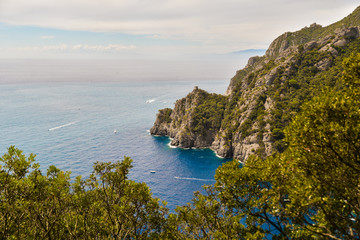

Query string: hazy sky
[0,1,358,83]
[0,0,358,60]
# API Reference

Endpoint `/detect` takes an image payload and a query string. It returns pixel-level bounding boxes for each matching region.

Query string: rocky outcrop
[151,6,360,162]
[150,108,172,136]
[150,87,226,149]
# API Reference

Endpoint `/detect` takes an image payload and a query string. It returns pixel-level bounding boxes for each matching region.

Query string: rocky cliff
[151,87,227,149]
[151,6,360,162]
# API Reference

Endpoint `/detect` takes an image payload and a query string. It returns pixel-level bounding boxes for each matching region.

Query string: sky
[0,0,359,82]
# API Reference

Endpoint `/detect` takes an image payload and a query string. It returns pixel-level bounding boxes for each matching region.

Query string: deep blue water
[0,81,230,211]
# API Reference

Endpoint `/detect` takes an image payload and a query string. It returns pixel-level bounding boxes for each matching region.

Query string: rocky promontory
[151,6,360,162]
[150,87,227,149]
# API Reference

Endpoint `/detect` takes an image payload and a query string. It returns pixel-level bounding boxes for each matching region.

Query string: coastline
[151,133,230,160]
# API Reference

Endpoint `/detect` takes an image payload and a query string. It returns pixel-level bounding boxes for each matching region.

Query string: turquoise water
[0,81,230,210]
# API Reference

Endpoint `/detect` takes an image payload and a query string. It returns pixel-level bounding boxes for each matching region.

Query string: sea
[0,66,232,211]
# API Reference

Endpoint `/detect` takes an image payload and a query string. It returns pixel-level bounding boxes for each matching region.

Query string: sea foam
[174,176,215,182]
[48,121,77,131]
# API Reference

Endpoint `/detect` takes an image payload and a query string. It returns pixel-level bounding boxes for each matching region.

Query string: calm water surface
[0,80,231,210]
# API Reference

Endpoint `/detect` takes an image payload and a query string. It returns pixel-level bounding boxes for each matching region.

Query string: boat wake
[146,99,156,104]
[174,176,215,182]
[48,121,77,131]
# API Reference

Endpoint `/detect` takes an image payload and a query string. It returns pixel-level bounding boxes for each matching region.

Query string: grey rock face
[151,22,360,162]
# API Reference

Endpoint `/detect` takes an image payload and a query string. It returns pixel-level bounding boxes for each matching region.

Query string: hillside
[151,6,360,162]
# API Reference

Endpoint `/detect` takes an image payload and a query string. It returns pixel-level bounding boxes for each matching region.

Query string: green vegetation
[0,148,168,239]
[154,6,360,160]
[189,90,227,135]
[171,53,360,239]
[265,37,360,153]
[217,36,360,157]
[320,6,360,37]
[267,6,360,60]
[158,108,172,123]
[1,54,360,239]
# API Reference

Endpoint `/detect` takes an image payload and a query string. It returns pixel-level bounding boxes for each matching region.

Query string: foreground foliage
[0,149,168,239]
[173,53,360,239]
[1,54,359,239]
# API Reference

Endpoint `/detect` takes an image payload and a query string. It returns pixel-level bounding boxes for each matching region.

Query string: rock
[339,27,360,39]
[320,45,339,57]
[150,108,172,135]
[264,67,279,85]
[247,56,261,67]
[304,41,318,51]
[310,23,322,28]
[150,8,360,162]
[265,32,292,59]
[333,39,348,47]
[316,58,332,71]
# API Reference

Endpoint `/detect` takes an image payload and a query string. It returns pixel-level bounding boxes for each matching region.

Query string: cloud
[78,44,136,51]
[13,44,67,51]
[40,35,55,39]
[12,44,136,52]
[0,0,358,51]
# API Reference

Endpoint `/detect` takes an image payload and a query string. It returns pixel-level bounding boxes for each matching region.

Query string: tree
[172,53,360,239]
[0,147,168,239]
[1,53,359,239]
[280,53,360,238]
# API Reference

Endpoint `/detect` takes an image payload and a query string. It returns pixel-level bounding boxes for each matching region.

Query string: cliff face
[151,6,360,162]
[150,87,227,149]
